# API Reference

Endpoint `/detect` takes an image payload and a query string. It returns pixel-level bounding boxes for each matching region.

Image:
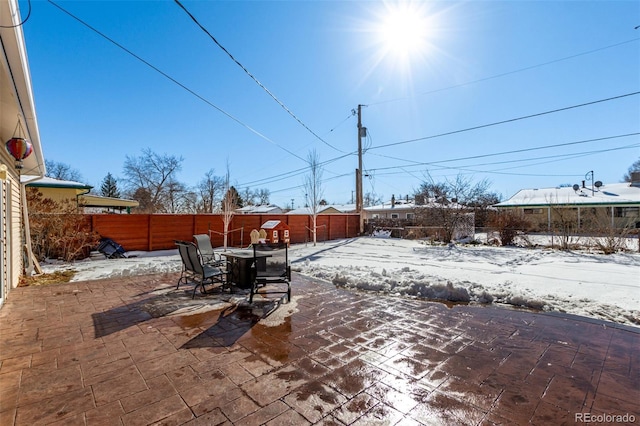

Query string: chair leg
[177,270,186,289]
[192,282,198,299]
[249,282,256,304]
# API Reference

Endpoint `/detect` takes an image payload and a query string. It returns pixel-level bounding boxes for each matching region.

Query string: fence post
[147,215,152,251]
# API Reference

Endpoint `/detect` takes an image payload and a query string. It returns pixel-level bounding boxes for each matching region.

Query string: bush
[26,188,101,262]
[488,210,531,246]
[586,209,635,254]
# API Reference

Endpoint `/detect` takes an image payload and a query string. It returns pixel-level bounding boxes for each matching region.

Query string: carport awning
[80,194,139,208]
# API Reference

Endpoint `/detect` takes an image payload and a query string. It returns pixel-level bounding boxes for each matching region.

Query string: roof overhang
[0,0,45,178]
[24,176,92,191]
[80,194,139,208]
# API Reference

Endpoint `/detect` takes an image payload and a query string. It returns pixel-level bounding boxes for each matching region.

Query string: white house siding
[0,162,22,306]
[0,177,6,306]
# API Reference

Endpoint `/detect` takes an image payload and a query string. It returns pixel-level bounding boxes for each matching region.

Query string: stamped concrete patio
[0,273,638,425]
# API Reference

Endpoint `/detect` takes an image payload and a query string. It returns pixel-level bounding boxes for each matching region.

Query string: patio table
[220,250,270,289]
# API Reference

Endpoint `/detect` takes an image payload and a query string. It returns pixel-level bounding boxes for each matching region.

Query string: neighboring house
[236,204,283,215]
[1,0,46,305]
[494,175,640,230]
[24,176,139,213]
[286,204,355,215]
[364,198,417,220]
[364,197,475,240]
[328,204,356,213]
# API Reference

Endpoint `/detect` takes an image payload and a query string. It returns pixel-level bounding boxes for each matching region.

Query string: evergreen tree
[223,186,243,209]
[101,173,121,198]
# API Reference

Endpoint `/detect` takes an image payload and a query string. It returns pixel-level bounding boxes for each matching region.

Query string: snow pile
[289,237,640,327]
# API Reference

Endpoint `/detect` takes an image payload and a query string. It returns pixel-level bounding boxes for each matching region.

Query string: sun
[378,4,431,60]
[375,2,434,63]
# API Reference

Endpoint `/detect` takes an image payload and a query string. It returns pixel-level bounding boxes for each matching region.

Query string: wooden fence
[89,214,361,251]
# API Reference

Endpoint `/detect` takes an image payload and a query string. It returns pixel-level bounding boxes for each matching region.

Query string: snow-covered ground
[40,236,640,328]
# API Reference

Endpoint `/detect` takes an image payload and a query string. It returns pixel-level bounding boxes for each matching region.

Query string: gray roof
[236,204,282,214]
[495,182,640,208]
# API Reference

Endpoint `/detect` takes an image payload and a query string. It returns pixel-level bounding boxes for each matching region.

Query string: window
[406,213,415,219]
[391,213,399,219]
[524,208,543,214]
[614,207,640,218]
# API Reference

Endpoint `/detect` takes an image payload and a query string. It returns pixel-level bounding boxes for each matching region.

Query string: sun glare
[354,1,442,88]
[379,5,430,59]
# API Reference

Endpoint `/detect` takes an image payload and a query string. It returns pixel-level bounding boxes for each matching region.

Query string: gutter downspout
[76,188,91,211]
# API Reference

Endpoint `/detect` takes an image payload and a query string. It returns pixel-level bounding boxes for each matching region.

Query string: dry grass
[19,270,76,287]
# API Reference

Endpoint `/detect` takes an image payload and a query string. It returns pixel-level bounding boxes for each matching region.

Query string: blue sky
[20,0,640,207]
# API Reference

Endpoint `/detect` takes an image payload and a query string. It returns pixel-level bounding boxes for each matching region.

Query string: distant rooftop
[287,204,355,215]
[495,182,640,207]
[22,176,92,190]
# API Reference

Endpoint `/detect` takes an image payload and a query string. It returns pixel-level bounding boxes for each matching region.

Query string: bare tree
[180,190,199,214]
[544,194,582,250]
[196,169,223,213]
[122,148,183,213]
[256,188,270,205]
[164,179,191,213]
[241,187,256,206]
[623,157,640,182]
[414,175,490,242]
[303,150,324,246]
[221,164,236,250]
[363,192,382,207]
[45,160,83,182]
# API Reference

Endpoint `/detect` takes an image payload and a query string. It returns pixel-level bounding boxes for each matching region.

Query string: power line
[477,144,640,174]
[46,0,308,164]
[268,171,353,195]
[236,152,354,188]
[370,143,640,178]
[241,128,637,194]
[368,37,640,106]
[173,0,346,154]
[370,92,640,151]
[0,0,31,28]
[369,133,640,170]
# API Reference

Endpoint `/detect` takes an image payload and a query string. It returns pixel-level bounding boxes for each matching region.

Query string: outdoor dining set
[174,232,291,304]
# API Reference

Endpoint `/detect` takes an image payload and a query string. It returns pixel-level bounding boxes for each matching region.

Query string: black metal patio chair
[193,234,225,267]
[175,240,228,298]
[249,242,291,304]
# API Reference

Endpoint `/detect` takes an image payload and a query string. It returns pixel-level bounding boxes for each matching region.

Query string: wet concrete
[0,272,638,425]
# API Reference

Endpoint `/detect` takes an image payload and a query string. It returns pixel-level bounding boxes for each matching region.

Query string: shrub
[26,188,101,262]
[488,210,531,246]
[586,209,635,254]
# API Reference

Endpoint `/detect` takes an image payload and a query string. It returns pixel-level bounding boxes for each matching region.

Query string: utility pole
[356,104,365,234]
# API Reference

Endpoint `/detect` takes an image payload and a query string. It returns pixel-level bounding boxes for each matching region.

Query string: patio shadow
[181,299,283,349]
[91,285,232,338]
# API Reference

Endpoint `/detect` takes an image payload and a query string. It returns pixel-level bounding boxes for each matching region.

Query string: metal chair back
[249,242,291,303]
[175,240,227,298]
[194,234,223,266]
